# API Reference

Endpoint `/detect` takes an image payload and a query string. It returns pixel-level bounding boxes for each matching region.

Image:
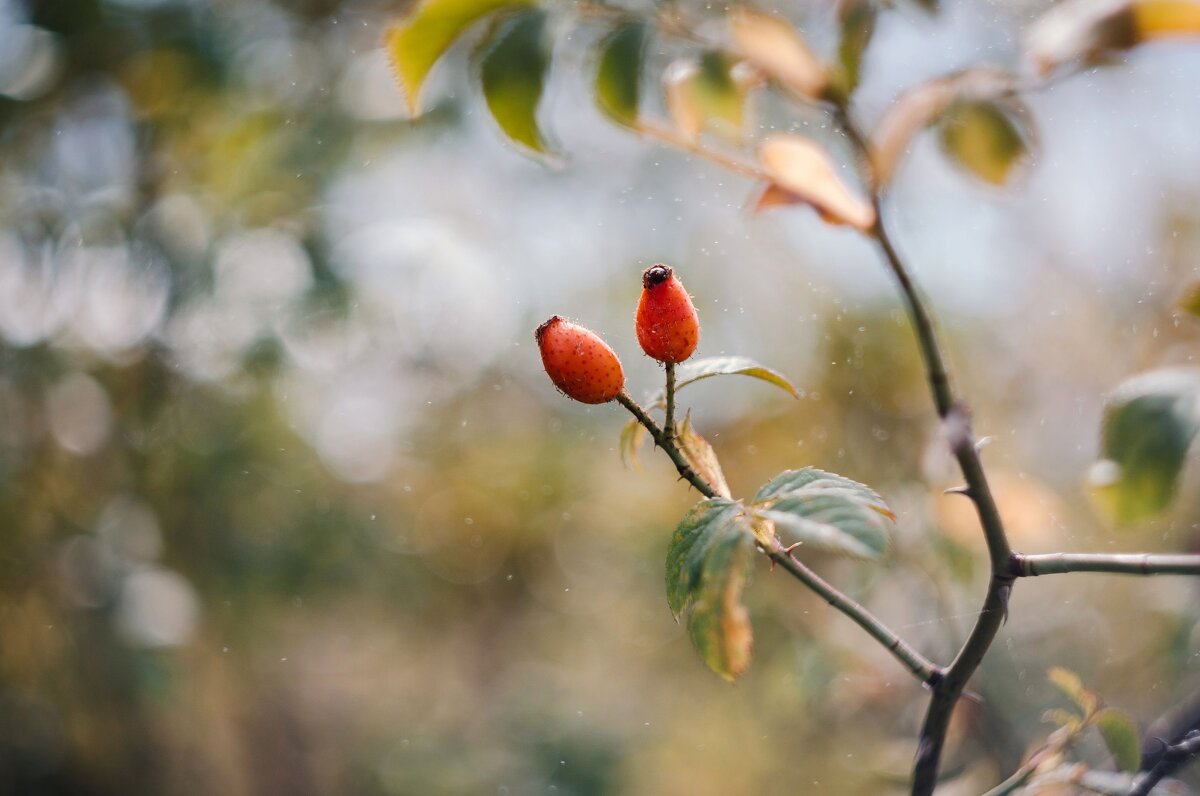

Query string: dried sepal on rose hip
[636,264,699,364]
[535,316,626,404]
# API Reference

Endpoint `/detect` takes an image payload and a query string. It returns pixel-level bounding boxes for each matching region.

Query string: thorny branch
[593,11,1200,793]
[615,390,942,685]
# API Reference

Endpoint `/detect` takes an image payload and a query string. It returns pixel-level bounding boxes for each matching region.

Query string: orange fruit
[636,264,699,364]
[535,316,625,404]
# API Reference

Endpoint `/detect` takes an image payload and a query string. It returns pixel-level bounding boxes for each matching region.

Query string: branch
[664,362,677,443]
[1011,552,1200,578]
[616,391,942,686]
[616,391,715,498]
[981,725,1075,796]
[832,104,1015,796]
[1130,732,1200,796]
[634,121,769,180]
[768,543,943,686]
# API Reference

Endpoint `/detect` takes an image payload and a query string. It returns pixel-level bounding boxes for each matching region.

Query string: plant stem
[832,104,1015,795]
[1010,552,1200,577]
[664,362,677,443]
[635,120,770,180]
[617,391,715,498]
[1130,733,1200,796]
[616,390,941,685]
[769,542,943,685]
[981,725,1075,796]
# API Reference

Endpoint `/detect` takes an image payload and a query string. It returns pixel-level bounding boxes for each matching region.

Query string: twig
[768,542,943,686]
[664,362,677,443]
[832,103,1016,796]
[982,725,1075,796]
[634,121,770,181]
[1130,733,1200,796]
[1010,552,1200,578]
[616,390,942,686]
[617,391,714,498]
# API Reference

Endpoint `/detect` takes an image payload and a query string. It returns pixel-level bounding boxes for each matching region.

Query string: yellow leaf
[756,134,875,230]
[664,60,705,143]
[678,412,732,499]
[730,8,825,99]
[385,0,531,116]
[870,67,1015,186]
[1135,0,1200,38]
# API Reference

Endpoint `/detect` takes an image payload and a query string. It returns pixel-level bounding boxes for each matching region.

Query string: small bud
[636,264,700,363]
[535,316,625,404]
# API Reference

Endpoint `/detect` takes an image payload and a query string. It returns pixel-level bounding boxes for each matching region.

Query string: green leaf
[664,498,756,681]
[594,22,646,127]
[385,0,532,116]
[1090,367,1200,523]
[937,100,1031,186]
[619,417,648,468]
[753,468,893,561]
[835,0,877,97]
[475,9,553,155]
[753,468,891,513]
[1094,708,1141,773]
[647,355,800,407]
[665,498,741,617]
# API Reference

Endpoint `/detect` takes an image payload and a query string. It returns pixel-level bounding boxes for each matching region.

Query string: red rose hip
[535,316,625,404]
[636,264,699,363]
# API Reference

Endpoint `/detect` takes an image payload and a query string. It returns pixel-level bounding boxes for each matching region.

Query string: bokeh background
[2,0,1200,793]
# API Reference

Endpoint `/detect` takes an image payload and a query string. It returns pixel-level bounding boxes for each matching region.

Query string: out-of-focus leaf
[595,22,646,127]
[619,417,648,468]
[870,67,1017,186]
[753,468,893,560]
[1094,708,1141,772]
[1177,281,1200,318]
[385,0,532,116]
[937,100,1031,186]
[1026,0,1135,76]
[475,9,553,155]
[1027,0,1200,76]
[647,355,800,407]
[835,0,877,97]
[1089,367,1200,523]
[677,412,732,499]
[1047,667,1098,715]
[1135,0,1200,40]
[755,134,875,230]
[664,498,755,680]
[730,8,825,99]
[664,51,748,143]
[1043,708,1082,730]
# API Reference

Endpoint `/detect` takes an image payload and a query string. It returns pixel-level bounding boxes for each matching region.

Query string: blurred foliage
[1,0,1200,794]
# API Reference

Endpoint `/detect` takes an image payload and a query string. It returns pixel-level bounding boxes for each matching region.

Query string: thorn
[998,584,1012,625]
[975,436,993,453]
[944,485,972,498]
[782,542,803,555]
[961,689,984,705]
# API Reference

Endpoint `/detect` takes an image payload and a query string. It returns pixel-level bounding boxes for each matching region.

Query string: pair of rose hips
[537,264,700,404]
